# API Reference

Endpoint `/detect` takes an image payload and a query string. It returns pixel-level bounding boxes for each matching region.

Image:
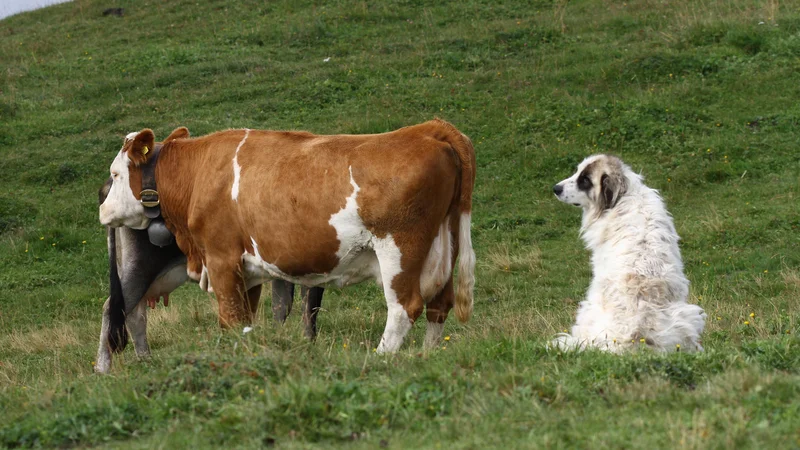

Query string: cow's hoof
[94,361,111,374]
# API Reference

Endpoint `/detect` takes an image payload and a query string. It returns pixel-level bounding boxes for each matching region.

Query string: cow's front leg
[271,280,294,323]
[127,299,150,359]
[207,260,251,327]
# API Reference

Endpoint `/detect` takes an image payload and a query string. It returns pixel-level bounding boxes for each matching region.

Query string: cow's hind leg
[424,278,454,349]
[95,297,150,373]
[127,299,150,359]
[95,297,114,373]
[375,238,425,354]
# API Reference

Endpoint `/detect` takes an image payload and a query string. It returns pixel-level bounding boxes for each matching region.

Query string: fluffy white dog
[551,155,706,353]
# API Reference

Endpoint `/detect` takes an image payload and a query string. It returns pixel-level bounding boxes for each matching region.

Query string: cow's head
[99,127,189,229]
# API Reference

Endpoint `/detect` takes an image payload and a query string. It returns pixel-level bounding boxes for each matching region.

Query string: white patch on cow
[241,166,380,289]
[239,165,412,353]
[99,148,150,229]
[375,234,410,353]
[244,237,294,287]
[231,129,250,201]
[420,220,452,301]
[187,269,201,281]
[125,131,138,141]
[424,321,445,349]
[243,234,379,290]
[199,265,214,292]
[329,166,366,259]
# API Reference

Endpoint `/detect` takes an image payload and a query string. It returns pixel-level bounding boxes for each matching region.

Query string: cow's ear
[127,129,155,166]
[164,126,189,142]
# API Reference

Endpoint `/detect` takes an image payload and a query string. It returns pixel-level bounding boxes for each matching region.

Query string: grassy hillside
[1,0,799,448]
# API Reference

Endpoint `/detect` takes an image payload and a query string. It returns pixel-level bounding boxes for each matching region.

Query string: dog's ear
[601,172,627,210]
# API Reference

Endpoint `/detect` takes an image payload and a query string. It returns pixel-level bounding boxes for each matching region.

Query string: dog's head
[553,154,628,212]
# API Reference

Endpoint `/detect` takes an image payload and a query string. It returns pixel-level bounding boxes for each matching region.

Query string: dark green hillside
[1,1,798,448]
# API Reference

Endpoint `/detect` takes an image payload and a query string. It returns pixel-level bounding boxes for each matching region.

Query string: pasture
[1,0,799,448]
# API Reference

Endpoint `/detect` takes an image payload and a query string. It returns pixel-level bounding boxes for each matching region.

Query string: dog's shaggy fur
[551,155,706,353]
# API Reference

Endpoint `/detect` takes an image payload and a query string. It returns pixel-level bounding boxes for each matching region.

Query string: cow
[94,184,325,373]
[96,180,325,374]
[98,119,476,354]
[95,181,186,373]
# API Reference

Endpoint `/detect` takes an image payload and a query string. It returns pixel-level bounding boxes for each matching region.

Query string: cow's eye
[112,172,120,179]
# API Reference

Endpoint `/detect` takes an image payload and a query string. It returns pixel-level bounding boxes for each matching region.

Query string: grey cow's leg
[95,297,114,373]
[301,287,324,340]
[95,297,150,374]
[127,299,150,359]
[271,281,324,339]
[271,280,294,323]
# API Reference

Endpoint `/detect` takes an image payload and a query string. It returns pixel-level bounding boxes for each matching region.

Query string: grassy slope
[1,0,799,448]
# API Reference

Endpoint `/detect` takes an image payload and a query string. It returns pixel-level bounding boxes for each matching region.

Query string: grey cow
[95,178,324,373]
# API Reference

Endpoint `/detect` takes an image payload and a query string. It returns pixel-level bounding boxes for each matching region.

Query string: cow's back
[215,124,457,272]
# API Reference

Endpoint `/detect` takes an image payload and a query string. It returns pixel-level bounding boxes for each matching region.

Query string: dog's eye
[577,175,592,190]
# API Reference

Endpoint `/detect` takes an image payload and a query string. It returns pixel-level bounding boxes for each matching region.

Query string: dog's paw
[549,333,584,352]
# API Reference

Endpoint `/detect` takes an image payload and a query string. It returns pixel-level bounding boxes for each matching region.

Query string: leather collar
[140,143,163,219]
[139,142,175,247]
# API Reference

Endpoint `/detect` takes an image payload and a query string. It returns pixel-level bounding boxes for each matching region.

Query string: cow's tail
[436,119,476,323]
[107,227,128,352]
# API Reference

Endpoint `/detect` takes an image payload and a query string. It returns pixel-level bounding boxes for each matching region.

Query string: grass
[1,0,799,448]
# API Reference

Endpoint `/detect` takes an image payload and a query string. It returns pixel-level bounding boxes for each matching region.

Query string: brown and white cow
[99,119,476,352]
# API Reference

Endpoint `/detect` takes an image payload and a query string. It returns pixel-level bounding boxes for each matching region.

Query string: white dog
[551,155,706,353]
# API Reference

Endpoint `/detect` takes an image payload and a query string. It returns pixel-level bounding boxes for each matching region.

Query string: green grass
[1,0,799,448]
